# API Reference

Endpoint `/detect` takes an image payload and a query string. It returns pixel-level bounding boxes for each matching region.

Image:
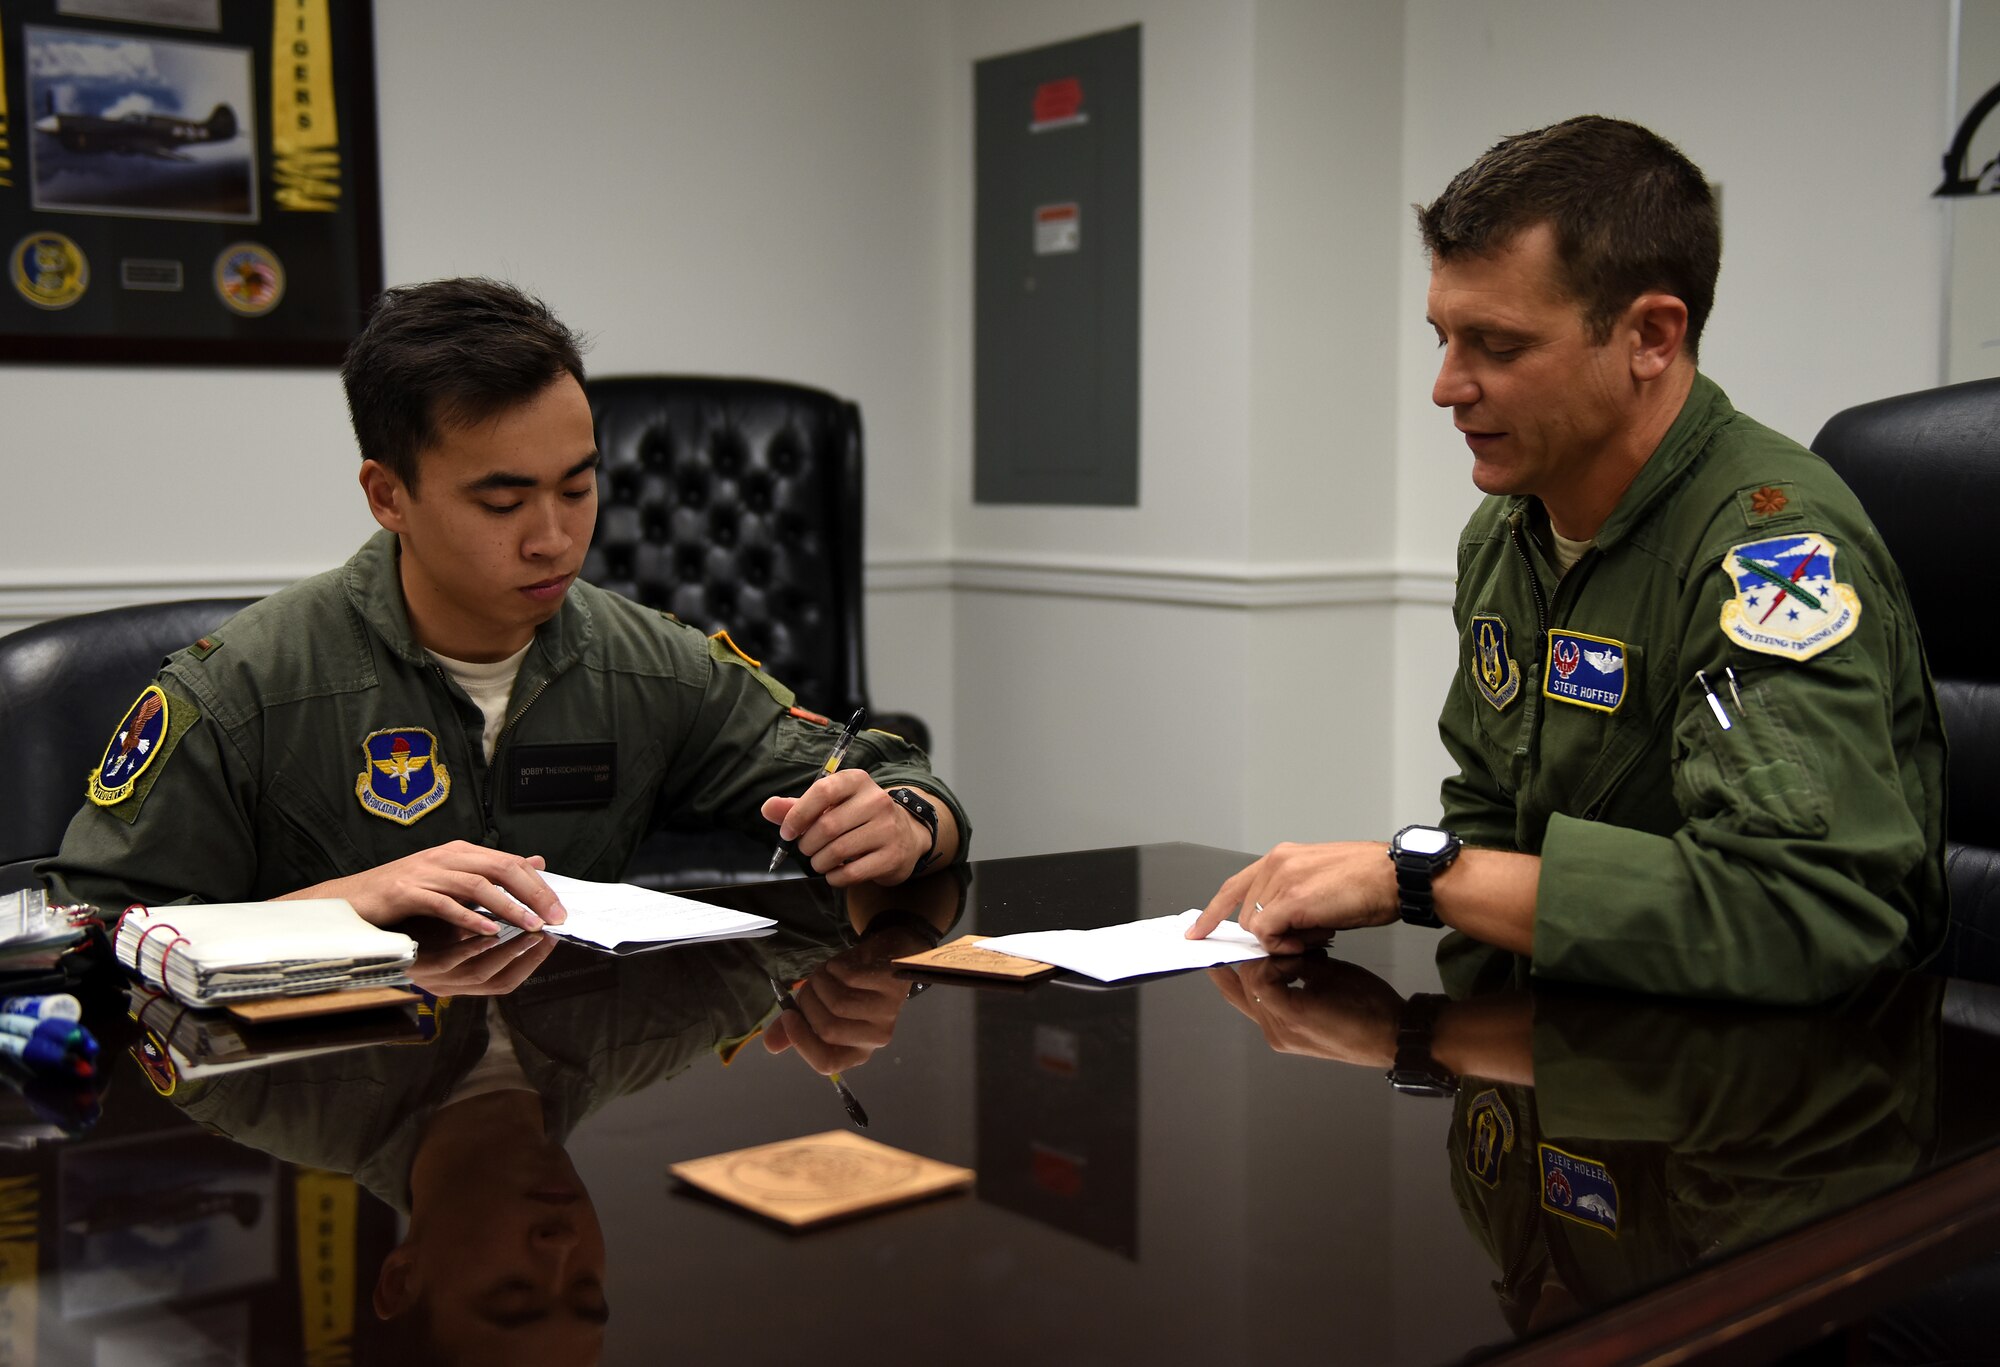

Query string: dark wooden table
[24,843,2000,1364]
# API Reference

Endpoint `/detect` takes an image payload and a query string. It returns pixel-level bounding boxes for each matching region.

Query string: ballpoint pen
[768,974,870,1129]
[768,707,867,873]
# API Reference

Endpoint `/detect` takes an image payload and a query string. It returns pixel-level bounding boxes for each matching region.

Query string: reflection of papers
[532,872,775,950]
[976,911,1266,982]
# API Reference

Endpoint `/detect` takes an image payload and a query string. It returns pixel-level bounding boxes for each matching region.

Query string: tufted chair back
[583,376,869,724]
[0,598,255,893]
[1813,378,2000,980]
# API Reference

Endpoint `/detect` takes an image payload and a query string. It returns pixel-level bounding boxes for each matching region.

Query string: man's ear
[1625,292,1689,382]
[359,459,411,533]
[373,1243,419,1320]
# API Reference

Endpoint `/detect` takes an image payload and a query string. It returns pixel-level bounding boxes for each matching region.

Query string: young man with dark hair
[46,278,963,929]
[1192,116,1946,1003]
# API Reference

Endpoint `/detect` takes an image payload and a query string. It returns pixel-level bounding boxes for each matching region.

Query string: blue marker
[0,994,80,1022]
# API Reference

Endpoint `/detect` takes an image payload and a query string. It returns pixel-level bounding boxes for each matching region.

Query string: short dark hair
[342,277,587,489]
[1416,116,1720,359]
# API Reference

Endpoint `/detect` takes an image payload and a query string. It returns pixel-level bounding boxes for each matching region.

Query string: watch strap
[888,787,941,875]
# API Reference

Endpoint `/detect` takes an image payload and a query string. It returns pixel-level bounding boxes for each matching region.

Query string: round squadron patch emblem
[10,231,89,310]
[88,686,171,807]
[1719,533,1861,662]
[356,728,450,825]
[213,242,284,316]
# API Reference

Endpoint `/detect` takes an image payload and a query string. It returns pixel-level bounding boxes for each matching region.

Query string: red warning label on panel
[1034,202,1080,255]
[1031,77,1088,132]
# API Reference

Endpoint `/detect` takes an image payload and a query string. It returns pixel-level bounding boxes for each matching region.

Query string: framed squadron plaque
[0,0,381,364]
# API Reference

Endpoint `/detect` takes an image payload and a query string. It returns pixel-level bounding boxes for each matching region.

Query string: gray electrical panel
[974,26,1140,506]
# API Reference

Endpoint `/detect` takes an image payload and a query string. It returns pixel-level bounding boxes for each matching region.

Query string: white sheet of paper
[975,910,1267,982]
[530,871,776,950]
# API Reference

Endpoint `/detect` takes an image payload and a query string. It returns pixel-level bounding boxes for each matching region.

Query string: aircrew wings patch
[1719,533,1862,662]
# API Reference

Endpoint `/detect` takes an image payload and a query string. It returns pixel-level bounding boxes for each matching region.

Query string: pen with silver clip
[768,974,869,1129]
[1695,668,1733,731]
[768,707,867,873]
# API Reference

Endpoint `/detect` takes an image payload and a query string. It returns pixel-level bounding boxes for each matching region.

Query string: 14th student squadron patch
[88,686,171,807]
[1719,533,1862,662]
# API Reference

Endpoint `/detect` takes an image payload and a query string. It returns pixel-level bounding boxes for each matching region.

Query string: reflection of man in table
[1192,117,1946,1002]
[1208,953,1940,1338]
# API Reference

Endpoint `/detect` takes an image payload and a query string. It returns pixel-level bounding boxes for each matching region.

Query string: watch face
[1398,826,1452,856]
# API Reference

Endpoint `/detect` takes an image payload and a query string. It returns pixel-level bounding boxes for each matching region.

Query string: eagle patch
[88,685,172,807]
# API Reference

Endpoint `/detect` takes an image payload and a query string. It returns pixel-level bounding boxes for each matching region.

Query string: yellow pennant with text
[0,1174,39,1366]
[0,20,13,190]
[271,0,341,210]
[295,1169,357,1363]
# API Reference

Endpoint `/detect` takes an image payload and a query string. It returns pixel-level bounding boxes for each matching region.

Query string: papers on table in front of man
[114,900,416,1008]
[975,910,1268,982]
[527,871,776,951]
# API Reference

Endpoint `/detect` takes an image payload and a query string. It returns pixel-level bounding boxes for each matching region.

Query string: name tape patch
[1539,1143,1619,1236]
[1543,630,1627,713]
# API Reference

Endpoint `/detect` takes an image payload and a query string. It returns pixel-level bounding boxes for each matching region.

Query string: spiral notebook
[114,900,416,1008]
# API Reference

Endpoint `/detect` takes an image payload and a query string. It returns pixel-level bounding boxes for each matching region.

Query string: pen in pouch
[768,974,869,1128]
[768,707,867,873]
[1695,669,1733,731]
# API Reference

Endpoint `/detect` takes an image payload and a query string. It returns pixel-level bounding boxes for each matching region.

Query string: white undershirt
[443,999,536,1105]
[427,643,530,762]
[1551,529,1596,579]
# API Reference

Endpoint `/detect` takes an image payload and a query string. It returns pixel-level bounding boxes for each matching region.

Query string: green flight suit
[1445,976,1940,1336]
[42,531,967,912]
[1438,374,1948,1003]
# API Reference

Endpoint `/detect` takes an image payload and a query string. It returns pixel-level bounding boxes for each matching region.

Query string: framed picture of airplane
[0,0,381,364]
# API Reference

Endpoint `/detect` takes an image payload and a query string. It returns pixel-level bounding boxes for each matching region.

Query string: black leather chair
[1813,377,2000,980]
[0,599,254,894]
[583,375,930,888]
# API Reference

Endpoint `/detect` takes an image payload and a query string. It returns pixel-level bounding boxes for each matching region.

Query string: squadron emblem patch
[1470,614,1521,711]
[1543,630,1627,713]
[1539,1143,1619,1236]
[1719,533,1862,662]
[1465,1088,1516,1188]
[88,686,172,807]
[355,728,450,825]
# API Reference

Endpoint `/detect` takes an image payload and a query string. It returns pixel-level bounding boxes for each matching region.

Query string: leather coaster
[224,987,416,1022]
[670,1130,973,1228]
[891,934,1057,980]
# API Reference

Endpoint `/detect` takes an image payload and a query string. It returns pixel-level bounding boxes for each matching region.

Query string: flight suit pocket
[1671,668,1829,838]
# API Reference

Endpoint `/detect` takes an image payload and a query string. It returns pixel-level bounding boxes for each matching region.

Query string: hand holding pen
[766,707,866,873]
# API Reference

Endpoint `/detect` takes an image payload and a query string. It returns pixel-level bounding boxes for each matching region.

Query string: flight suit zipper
[483,679,553,824]
[1509,519,1550,639]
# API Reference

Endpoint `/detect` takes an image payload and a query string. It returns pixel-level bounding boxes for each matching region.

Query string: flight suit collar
[341,529,596,679]
[1506,371,1736,554]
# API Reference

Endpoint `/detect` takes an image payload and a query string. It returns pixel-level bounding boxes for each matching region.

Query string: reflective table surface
[20,843,2000,1364]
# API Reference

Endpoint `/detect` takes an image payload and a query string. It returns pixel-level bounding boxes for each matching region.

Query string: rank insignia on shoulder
[1465,1088,1515,1188]
[1542,630,1627,713]
[355,727,450,825]
[1738,482,1796,522]
[1469,614,1521,711]
[1539,1143,1619,1236]
[1719,533,1862,662]
[88,685,172,807]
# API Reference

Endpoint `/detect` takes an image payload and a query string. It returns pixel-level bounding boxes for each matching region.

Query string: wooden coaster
[892,934,1056,981]
[224,987,416,1022]
[670,1130,973,1229]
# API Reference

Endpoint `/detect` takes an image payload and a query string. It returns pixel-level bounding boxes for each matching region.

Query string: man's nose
[522,501,573,559]
[1432,346,1478,409]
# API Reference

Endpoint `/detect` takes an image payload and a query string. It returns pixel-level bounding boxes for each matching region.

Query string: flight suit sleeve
[1439,544,1525,850]
[38,675,266,914]
[1532,540,1946,1004]
[649,641,970,867]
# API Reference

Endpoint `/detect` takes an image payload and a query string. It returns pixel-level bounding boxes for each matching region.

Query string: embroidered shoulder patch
[88,685,173,807]
[1542,630,1627,713]
[1539,1143,1619,1235]
[355,728,451,825]
[1718,533,1862,662]
[1465,1088,1516,1188]
[1469,614,1521,711]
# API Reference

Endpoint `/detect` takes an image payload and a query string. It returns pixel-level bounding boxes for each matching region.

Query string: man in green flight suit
[1191,116,1946,1002]
[43,277,966,931]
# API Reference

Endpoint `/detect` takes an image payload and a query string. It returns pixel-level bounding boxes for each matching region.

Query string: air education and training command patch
[355,728,451,826]
[1719,533,1862,662]
[88,686,172,807]
[1470,614,1521,712]
[1539,1143,1619,1236]
[1543,630,1627,713]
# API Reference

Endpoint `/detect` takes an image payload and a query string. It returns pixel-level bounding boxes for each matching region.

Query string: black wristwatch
[1385,992,1459,1098]
[888,788,941,875]
[1388,823,1462,928]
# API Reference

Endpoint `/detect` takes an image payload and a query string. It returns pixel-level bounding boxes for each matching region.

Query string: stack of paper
[126,985,424,1079]
[114,900,416,1008]
[528,872,776,951]
[975,910,1268,982]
